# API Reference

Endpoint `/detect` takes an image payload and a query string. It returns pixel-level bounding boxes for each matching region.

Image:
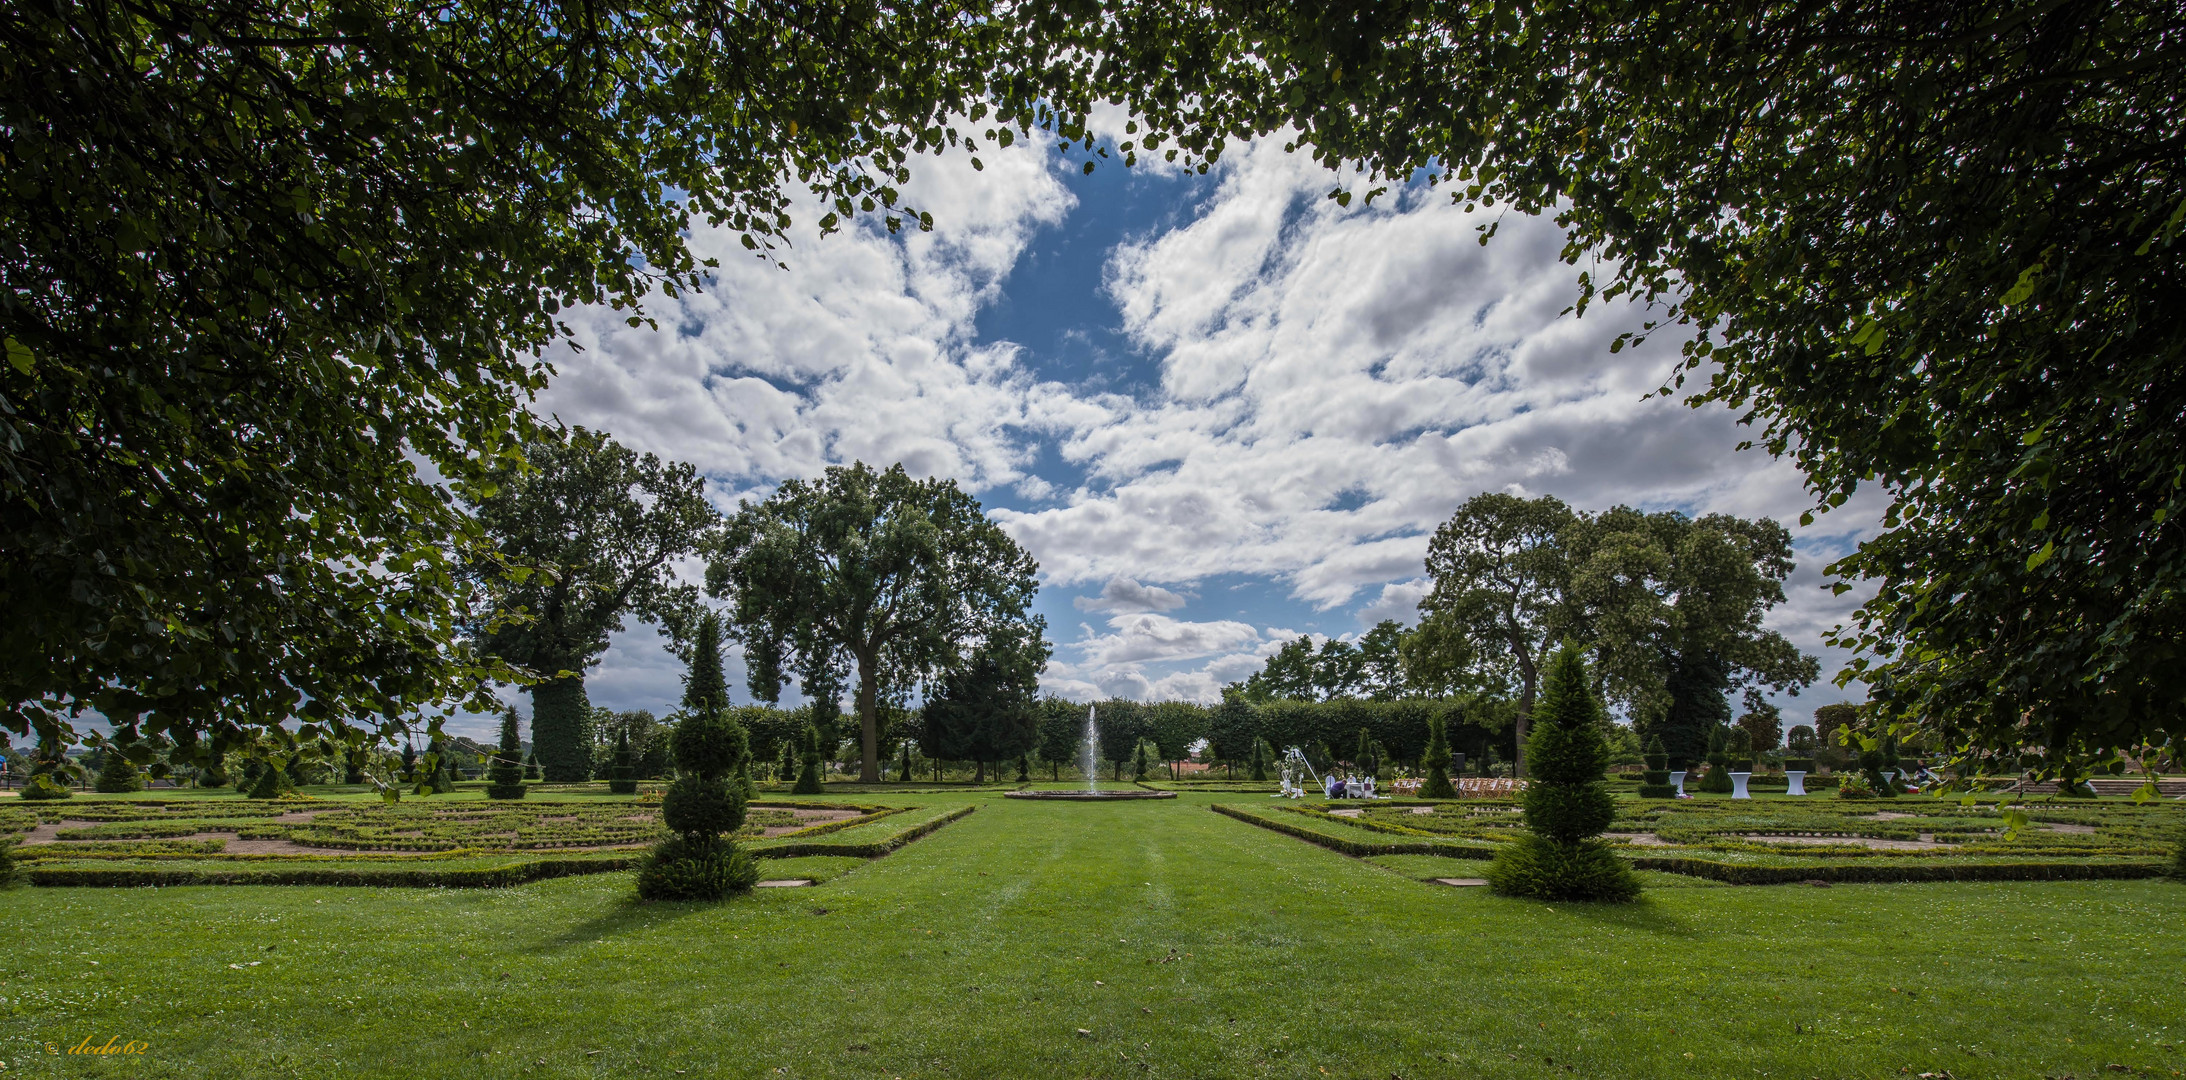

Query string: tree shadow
[1548,895,1702,939]
[531,894,715,953]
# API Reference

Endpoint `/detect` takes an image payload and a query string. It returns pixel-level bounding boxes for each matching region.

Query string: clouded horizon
[484,122,1882,741]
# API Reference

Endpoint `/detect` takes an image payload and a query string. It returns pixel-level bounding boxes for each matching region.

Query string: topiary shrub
[1697,727,1735,793]
[524,751,541,780]
[487,708,529,800]
[637,614,757,901]
[791,724,825,794]
[605,729,639,795]
[94,745,144,793]
[895,742,914,784]
[1486,643,1638,903]
[1016,753,1030,784]
[1638,734,1677,798]
[20,771,72,800]
[1421,715,1458,798]
[779,740,798,783]
[1249,737,1271,783]
[245,758,294,799]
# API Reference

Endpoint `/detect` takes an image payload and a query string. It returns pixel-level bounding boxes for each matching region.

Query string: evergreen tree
[487,708,529,799]
[778,740,797,783]
[1421,714,1457,798]
[897,742,915,784]
[1354,728,1376,779]
[424,740,455,794]
[524,751,541,780]
[1132,739,1151,781]
[636,613,757,900]
[400,742,419,781]
[93,741,144,793]
[1638,735,1677,799]
[1249,737,1271,783]
[245,756,294,799]
[791,723,825,794]
[1485,643,1639,902]
[606,729,639,795]
[342,751,366,785]
[1698,727,1735,794]
[1015,753,1030,784]
[199,753,230,789]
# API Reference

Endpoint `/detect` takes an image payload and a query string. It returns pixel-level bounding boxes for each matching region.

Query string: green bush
[524,752,541,780]
[791,724,824,794]
[1836,772,1876,799]
[21,771,73,800]
[94,746,144,793]
[0,838,15,883]
[2172,823,2186,881]
[487,708,529,800]
[1489,644,1637,902]
[1638,734,1677,798]
[605,729,639,795]
[638,613,754,902]
[244,760,294,799]
[1420,715,1457,798]
[1783,757,1816,773]
[1697,728,1735,793]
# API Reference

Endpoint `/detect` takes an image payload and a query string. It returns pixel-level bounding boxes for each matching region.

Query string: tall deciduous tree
[710,462,1044,782]
[1413,494,1578,776]
[469,428,713,782]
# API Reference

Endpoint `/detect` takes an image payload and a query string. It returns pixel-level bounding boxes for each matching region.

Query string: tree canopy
[710,462,1044,782]
[919,626,1047,783]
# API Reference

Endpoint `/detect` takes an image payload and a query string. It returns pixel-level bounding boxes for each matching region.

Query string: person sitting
[1325,773,1344,799]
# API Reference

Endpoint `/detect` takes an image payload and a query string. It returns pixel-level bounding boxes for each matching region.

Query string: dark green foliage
[1248,737,1271,783]
[1015,754,1029,784]
[94,745,143,793]
[1489,644,1635,902]
[1737,704,1783,755]
[606,729,638,795]
[342,752,366,785]
[1132,739,1151,781]
[1421,715,1456,798]
[778,740,797,782]
[1035,698,1088,782]
[0,837,13,884]
[897,741,915,783]
[1638,734,1676,798]
[639,613,752,902]
[2172,824,2185,882]
[487,708,528,799]
[529,679,593,783]
[245,758,293,799]
[1785,724,1819,756]
[1698,728,1735,794]
[425,741,455,794]
[711,461,1046,782]
[523,752,541,781]
[792,725,824,795]
[20,771,72,800]
[198,757,229,788]
[1728,728,1755,773]
[919,631,1043,782]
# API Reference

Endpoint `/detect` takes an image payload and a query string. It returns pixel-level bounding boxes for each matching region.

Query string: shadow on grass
[532,892,717,952]
[1514,893,1703,939]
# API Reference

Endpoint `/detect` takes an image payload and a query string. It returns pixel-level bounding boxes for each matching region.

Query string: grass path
[4,790,2183,1079]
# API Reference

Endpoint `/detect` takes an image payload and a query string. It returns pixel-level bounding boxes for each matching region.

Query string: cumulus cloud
[1073,576,1191,614]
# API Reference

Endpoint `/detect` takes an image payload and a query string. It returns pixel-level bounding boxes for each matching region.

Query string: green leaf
[3,337,30,376]
[2025,540,2054,571]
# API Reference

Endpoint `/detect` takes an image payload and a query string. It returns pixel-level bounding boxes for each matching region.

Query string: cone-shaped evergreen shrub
[792,723,825,794]
[606,729,639,795]
[1698,726,1735,793]
[779,740,797,782]
[199,755,230,788]
[524,751,541,780]
[425,740,455,794]
[1485,644,1638,903]
[1016,753,1030,784]
[738,756,757,798]
[637,613,757,901]
[1728,728,1755,772]
[342,752,366,785]
[1132,740,1151,781]
[1249,738,1270,782]
[94,744,144,793]
[897,742,914,784]
[1421,715,1457,798]
[245,757,294,799]
[487,708,529,799]
[1638,734,1677,798]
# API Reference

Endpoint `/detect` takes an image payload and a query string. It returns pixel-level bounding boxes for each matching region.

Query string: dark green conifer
[1698,726,1735,793]
[1485,643,1639,902]
[897,742,914,784]
[94,740,144,793]
[1249,737,1271,783]
[636,613,757,900]
[524,751,541,780]
[1728,728,1755,772]
[778,740,797,782]
[792,724,825,794]
[606,728,639,795]
[1638,735,1677,798]
[487,708,529,799]
[245,756,294,799]
[1421,715,1457,798]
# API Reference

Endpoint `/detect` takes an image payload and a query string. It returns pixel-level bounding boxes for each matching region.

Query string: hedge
[1211,802,1495,859]
[1627,855,2169,885]
[26,856,641,889]
[754,805,976,859]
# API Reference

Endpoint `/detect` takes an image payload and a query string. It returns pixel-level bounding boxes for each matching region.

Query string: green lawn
[4,790,2183,1079]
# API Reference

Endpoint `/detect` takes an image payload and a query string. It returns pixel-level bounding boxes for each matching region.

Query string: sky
[474,121,1885,740]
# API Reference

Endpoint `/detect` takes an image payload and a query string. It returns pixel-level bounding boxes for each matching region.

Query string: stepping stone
[755,879,814,888]
[1432,878,1489,887]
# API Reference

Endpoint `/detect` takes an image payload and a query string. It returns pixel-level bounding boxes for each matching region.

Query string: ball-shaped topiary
[20,771,73,800]
[673,712,746,778]
[635,835,758,899]
[1486,643,1638,903]
[1421,715,1457,798]
[637,613,756,902]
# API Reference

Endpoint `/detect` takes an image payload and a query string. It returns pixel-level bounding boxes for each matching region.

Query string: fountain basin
[1005,790,1176,801]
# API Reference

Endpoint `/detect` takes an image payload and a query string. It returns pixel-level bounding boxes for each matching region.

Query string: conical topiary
[778,739,797,783]
[245,757,294,799]
[524,751,541,780]
[606,729,639,795]
[1249,737,1270,783]
[1421,715,1457,798]
[1484,643,1639,902]
[1132,739,1151,781]
[1638,734,1677,798]
[1016,753,1030,784]
[897,742,914,784]
[636,613,757,901]
[487,708,529,799]
[424,740,455,794]
[792,723,825,794]
[94,742,144,793]
[1698,726,1735,793]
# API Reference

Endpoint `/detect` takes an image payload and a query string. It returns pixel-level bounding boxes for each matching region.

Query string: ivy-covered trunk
[530,676,593,783]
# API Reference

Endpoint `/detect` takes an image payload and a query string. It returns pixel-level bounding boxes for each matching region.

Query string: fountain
[1005,705,1176,800]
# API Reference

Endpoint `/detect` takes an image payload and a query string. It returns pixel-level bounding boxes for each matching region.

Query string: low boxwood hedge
[1627,855,2168,885]
[1211,802,1495,859]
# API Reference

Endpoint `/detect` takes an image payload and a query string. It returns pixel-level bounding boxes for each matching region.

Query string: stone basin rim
[1003,790,1178,800]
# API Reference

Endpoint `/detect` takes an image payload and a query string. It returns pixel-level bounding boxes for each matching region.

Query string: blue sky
[490,122,1883,741]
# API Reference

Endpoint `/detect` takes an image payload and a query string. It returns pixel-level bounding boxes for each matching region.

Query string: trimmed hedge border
[1211,803,1494,859]
[27,806,978,888]
[1628,855,2169,885]
[756,804,976,859]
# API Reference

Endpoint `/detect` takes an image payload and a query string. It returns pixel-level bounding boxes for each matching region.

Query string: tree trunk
[855,651,880,783]
[530,675,593,783]
[1513,650,1538,779]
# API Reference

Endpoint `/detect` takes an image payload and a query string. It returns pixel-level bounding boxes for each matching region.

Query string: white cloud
[1073,576,1190,614]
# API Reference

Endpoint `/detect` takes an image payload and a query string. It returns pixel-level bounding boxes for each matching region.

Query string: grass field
[3,788,2184,1079]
